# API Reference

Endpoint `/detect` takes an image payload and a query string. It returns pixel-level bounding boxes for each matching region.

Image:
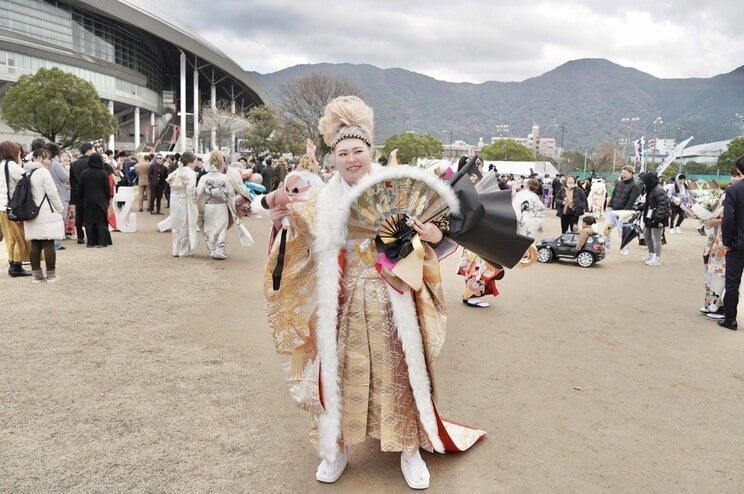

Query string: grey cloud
[129,0,743,82]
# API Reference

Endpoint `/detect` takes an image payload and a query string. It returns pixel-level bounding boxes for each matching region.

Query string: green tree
[382,132,442,164]
[561,149,594,175]
[242,105,305,157]
[717,137,744,171]
[243,105,278,157]
[2,67,117,148]
[681,161,711,175]
[479,139,534,161]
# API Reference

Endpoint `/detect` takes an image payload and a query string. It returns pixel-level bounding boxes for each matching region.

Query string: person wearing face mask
[604,165,642,254]
[262,96,485,490]
[639,171,669,266]
[554,175,587,233]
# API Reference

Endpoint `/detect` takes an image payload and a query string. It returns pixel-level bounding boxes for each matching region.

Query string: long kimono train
[167,165,199,257]
[265,167,486,463]
[196,169,236,260]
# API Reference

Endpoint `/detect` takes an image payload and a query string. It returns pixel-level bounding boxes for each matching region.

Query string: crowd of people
[0,138,315,277]
[3,99,744,490]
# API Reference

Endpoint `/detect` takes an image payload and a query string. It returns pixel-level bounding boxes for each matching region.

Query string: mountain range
[248,58,744,152]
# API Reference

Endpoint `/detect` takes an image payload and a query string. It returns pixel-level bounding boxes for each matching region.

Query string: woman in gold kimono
[263,96,485,490]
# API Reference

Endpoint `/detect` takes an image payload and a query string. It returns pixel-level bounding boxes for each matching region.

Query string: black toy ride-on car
[536,232,606,268]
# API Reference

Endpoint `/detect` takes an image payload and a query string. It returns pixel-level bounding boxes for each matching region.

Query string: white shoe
[640,254,652,262]
[401,450,430,489]
[645,256,661,266]
[619,248,630,256]
[316,450,348,483]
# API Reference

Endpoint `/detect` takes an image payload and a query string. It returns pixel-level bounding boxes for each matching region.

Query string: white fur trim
[385,285,445,453]
[313,174,346,462]
[312,168,455,461]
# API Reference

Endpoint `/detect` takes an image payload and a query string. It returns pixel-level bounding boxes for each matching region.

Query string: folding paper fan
[347,176,452,243]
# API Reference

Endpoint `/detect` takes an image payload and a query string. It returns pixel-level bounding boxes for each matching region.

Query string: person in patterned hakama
[263,96,485,490]
[196,150,236,260]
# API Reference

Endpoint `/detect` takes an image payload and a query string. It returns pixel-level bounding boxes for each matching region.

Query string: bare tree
[277,73,361,154]
[200,100,250,151]
[593,139,620,172]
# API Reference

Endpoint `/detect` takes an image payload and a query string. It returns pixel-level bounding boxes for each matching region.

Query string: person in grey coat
[44,142,69,250]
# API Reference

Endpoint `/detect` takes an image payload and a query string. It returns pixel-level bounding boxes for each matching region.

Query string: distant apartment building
[490,124,559,159]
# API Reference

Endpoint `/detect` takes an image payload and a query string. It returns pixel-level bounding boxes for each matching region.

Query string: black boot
[9,261,32,277]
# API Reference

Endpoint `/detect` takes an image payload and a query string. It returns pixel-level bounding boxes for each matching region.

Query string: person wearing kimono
[196,150,236,260]
[588,178,607,218]
[457,249,504,308]
[513,178,545,238]
[167,151,199,257]
[262,96,484,490]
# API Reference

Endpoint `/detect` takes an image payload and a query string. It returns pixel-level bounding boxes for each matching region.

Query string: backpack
[5,162,47,221]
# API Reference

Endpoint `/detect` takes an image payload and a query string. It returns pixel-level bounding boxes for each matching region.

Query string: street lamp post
[442,129,453,160]
[553,121,566,172]
[651,117,663,169]
[621,116,639,164]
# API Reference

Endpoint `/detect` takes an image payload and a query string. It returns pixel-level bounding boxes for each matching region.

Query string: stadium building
[0,0,268,153]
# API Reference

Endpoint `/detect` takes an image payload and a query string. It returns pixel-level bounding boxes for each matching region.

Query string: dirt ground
[2,209,744,493]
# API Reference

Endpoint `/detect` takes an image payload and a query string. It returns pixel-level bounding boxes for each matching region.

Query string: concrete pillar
[107,100,115,151]
[149,111,155,144]
[210,81,216,150]
[179,51,187,153]
[193,65,200,153]
[230,97,236,154]
[134,106,140,151]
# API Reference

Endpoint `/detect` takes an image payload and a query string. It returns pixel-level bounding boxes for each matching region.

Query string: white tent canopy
[414,159,559,177]
[482,161,559,177]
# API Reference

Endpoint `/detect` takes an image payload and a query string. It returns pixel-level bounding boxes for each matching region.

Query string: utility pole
[621,117,639,164]
[651,117,663,168]
[442,129,453,160]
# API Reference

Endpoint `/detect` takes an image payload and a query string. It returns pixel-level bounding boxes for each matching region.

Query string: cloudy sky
[129,0,743,83]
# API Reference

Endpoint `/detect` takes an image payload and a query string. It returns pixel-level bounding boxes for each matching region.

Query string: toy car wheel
[537,247,553,263]
[577,251,595,268]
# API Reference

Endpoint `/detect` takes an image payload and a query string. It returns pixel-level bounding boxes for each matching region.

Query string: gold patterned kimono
[264,168,486,462]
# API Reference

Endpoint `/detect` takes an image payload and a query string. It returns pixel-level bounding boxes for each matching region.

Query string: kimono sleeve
[263,192,324,413]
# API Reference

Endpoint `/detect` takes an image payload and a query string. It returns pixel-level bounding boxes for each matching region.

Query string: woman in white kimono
[588,178,607,218]
[196,150,235,260]
[512,178,545,238]
[263,96,485,490]
[167,150,198,257]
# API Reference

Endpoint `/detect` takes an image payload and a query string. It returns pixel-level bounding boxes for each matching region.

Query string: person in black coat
[69,142,94,244]
[78,153,112,247]
[720,157,744,329]
[260,157,274,191]
[640,171,669,265]
[554,175,587,233]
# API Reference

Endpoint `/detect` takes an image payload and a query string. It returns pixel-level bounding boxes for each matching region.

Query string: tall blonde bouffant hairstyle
[318,95,374,149]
